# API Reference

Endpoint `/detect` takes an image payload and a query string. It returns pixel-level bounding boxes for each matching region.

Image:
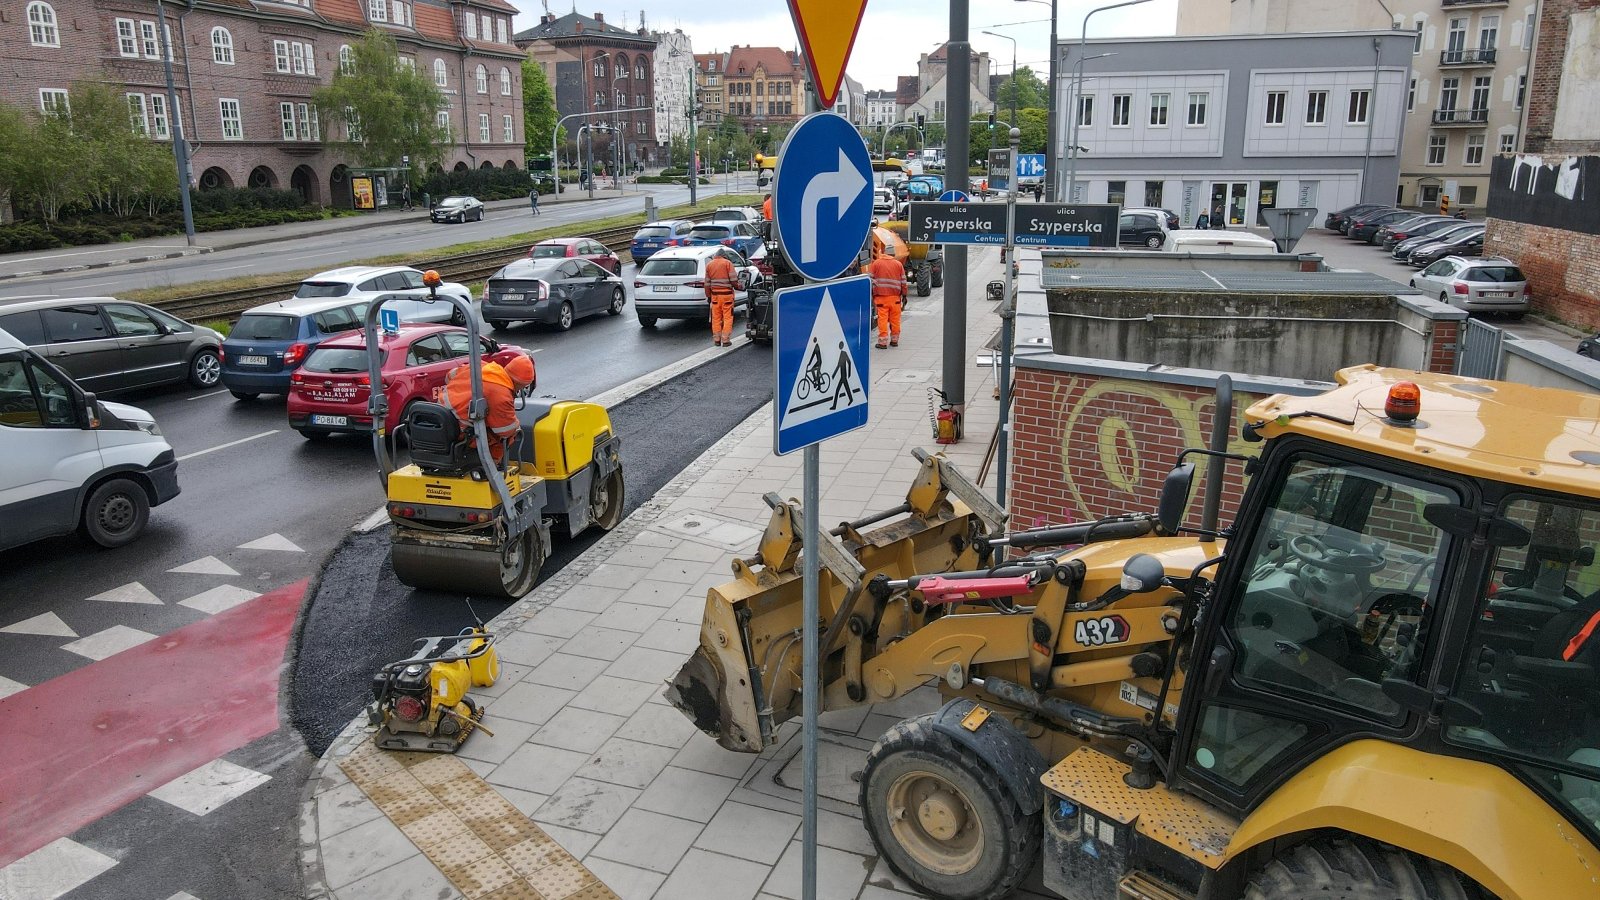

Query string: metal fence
[1456,317,1504,379]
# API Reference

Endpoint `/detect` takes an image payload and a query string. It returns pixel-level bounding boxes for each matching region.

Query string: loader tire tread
[860,715,1039,900]
[1245,836,1484,900]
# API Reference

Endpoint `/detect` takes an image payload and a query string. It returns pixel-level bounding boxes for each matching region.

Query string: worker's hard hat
[422,269,443,287]
[504,354,534,387]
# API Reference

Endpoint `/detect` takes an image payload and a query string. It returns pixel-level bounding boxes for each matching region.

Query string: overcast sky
[511,0,1182,93]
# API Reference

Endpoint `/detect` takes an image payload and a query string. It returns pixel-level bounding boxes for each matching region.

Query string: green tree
[0,102,31,219]
[67,81,174,218]
[994,66,1047,115]
[314,29,448,177]
[1017,107,1048,155]
[522,58,561,167]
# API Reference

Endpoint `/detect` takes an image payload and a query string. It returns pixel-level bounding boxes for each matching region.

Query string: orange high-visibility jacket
[868,255,907,298]
[705,255,739,299]
[444,361,520,461]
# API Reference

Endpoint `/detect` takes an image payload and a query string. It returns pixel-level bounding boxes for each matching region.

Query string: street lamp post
[552,107,651,200]
[1065,51,1116,202]
[1015,0,1057,199]
[1065,0,1154,202]
[981,31,1018,137]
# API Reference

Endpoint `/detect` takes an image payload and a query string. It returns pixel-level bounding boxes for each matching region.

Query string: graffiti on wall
[1490,154,1599,236]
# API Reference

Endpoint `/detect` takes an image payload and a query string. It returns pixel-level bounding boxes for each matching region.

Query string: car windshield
[296,281,351,298]
[634,226,672,238]
[1465,265,1524,282]
[690,226,731,239]
[494,260,560,281]
[232,314,296,341]
[640,258,700,277]
[530,244,569,259]
[303,347,376,373]
[712,211,744,221]
[439,198,469,208]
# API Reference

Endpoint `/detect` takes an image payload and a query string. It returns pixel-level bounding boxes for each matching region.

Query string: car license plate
[310,414,348,426]
[498,293,524,302]
[1481,290,1510,298]
[239,355,269,366]
[652,284,676,292]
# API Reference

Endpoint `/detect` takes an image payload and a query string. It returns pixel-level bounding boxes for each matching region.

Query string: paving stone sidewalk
[300,248,1061,900]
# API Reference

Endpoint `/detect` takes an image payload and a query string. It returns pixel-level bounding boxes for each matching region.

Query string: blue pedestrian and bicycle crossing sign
[773,113,873,282]
[773,275,871,455]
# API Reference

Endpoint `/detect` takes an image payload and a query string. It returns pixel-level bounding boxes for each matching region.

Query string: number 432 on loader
[668,367,1600,900]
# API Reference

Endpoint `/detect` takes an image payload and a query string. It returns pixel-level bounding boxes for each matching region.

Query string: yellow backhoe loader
[668,365,1600,900]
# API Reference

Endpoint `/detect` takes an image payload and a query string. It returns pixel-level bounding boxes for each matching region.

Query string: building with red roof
[514,11,659,168]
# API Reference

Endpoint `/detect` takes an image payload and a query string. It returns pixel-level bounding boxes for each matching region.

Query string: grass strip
[124,193,763,305]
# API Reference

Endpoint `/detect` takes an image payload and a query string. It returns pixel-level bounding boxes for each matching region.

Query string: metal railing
[1431,107,1490,125]
[1439,48,1497,65]
[1442,0,1507,7]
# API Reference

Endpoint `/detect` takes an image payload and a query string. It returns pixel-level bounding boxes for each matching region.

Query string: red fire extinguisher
[930,389,960,445]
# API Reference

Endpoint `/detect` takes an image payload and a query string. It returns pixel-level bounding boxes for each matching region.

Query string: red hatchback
[286,323,534,440]
[529,237,621,274]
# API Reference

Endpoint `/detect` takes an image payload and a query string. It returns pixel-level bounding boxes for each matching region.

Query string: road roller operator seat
[406,401,477,475]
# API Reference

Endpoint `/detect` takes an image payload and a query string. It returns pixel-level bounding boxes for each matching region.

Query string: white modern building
[651,28,694,163]
[864,89,897,126]
[1057,31,1414,225]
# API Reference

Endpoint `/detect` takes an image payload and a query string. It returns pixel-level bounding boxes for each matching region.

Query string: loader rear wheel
[916,266,932,297]
[1245,837,1483,900]
[590,468,624,531]
[861,716,1038,900]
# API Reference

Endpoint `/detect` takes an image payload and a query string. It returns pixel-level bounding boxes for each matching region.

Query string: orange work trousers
[710,292,735,335]
[874,294,902,342]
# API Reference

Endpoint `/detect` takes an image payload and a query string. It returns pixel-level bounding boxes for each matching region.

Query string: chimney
[594,11,603,23]
[574,20,583,32]
[542,13,553,23]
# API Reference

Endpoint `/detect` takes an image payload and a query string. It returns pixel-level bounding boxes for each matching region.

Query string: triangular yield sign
[787,0,869,109]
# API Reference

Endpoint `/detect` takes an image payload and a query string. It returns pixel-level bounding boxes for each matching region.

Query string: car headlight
[133,419,162,436]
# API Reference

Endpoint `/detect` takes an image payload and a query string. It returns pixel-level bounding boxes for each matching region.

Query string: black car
[1346,209,1411,242]
[1118,211,1167,249]
[1382,217,1461,250]
[1407,228,1485,267]
[481,258,627,331]
[1392,222,1479,259]
[430,195,484,223]
[1578,334,1600,360]
[1325,203,1385,232]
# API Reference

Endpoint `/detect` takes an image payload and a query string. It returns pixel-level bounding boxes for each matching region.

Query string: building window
[1305,90,1327,124]
[1440,76,1459,111]
[398,56,413,71]
[1186,92,1207,126]
[1499,131,1516,153]
[27,2,58,47]
[1516,74,1526,109]
[481,14,490,39]
[339,45,353,74]
[274,41,289,72]
[1264,90,1286,125]
[1107,181,1126,206]
[593,57,605,78]
[436,110,450,141]
[281,103,296,140]
[368,0,386,22]
[1408,78,1416,112]
[127,94,149,136]
[302,103,318,140]
[1149,93,1169,126]
[475,65,488,94]
[150,94,169,139]
[39,88,68,113]
[211,27,234,64]
[345,107,361,141]
[291,42,306,75]
[497,19,508,43]
[391,0,406,26]
[1479,15,1498,50]
[140,21,160,59]
[1111,93,1131,127]
[1445,17,1466,63]
[502,114,513,142]
[1347,89,1370,124]
[465,11,477,38]
[1471,75,1490,111]
[1465,133,1485,166]
[1426,132,1446,165]
[637,119,646,134]
[499,66,512,96]
[433,58,448,87]
[116,19,138,57]
[1413,20,1423,54]
[1420,184,1440,204]
[220,98,242,139]
[1460,185,1478,205]
[478,113,489,142]
[1076,95,1093,127]
[636,63,646,80]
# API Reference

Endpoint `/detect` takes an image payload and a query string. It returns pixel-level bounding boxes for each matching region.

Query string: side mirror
[1120,553,1167,594]
[79,390,100,427]
[1157,463,1195,535]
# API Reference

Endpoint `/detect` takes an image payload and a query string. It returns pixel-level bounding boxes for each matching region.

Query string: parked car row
[1324,203,1486,267]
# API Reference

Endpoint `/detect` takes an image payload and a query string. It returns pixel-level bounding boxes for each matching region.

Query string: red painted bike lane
[0,579,306,868]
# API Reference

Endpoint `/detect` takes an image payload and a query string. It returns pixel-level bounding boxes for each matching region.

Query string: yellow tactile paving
[339,740,619,900]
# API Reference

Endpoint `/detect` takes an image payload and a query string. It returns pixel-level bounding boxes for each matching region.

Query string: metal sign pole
[801,440,819,900]
[997,127,1019,511]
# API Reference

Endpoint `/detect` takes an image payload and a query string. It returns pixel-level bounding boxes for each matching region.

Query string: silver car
[1409,256,1529,317]
[0,297,223,393]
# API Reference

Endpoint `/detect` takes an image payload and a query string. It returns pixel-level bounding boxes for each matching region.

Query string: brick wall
[1486,219,1600,328]
[1008,367,1267,532]
[1523,0,1600,156]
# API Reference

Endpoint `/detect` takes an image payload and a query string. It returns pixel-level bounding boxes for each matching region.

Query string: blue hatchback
[685,222,763,258]
[630,219,696,265]
[219,298,369,399]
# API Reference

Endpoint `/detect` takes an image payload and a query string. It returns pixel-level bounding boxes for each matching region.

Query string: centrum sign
[905,201,1009,245]
[1014,204,1120,248]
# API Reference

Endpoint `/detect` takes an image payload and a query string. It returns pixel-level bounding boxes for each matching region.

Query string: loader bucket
[664,450,1006,753]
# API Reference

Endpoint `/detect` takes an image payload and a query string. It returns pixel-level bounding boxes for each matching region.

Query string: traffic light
[1440,194,1450,215]
[987,112,996,130]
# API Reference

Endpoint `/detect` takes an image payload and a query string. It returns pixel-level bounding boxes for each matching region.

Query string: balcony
[1439,48,1498,66]
[1442,0,1507,7]
[1432,107,1489,126]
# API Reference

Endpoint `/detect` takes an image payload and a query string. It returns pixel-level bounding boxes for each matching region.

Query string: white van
[1160,229,1280,255]
[0,327,179,551]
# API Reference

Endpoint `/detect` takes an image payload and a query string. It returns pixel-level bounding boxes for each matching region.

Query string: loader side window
[1227,456,1456,723]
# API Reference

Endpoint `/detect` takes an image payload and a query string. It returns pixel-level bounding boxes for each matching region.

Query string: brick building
[514,11,657,169]
[2,0,526,207]
[1484,0,1599,327]
[693,52,725,125]
[719,45,804,130]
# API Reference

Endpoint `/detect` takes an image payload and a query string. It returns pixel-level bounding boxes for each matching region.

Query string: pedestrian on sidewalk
[705,253,738,346]
[529,188,541,216]
[401,184,412,211]
[1195,210,1209,229]
[868,247,907,349]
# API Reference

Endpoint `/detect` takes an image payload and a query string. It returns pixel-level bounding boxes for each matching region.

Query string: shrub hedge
[422,168,546,201]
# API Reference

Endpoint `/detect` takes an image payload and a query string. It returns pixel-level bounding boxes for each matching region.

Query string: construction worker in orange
[762,193,773,220]
[443,353,535,464]
[704,252,739,346]
[867,245,907,349]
